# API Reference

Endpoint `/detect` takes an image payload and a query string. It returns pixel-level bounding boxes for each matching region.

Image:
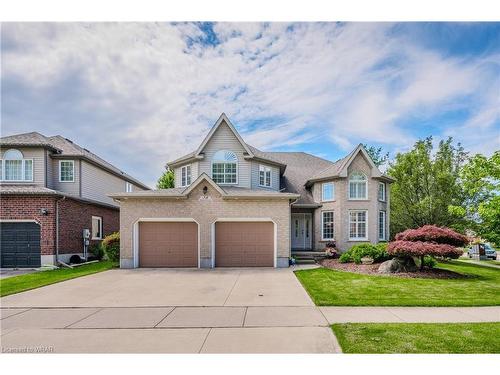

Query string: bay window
[379,211,386,240]
[259,165,271,187]
[322,182,334,201]
[59,160,74,182]
[378,182,386,201]
[349,172,367,200]
[181,165,192,187]
[349,210,367,240]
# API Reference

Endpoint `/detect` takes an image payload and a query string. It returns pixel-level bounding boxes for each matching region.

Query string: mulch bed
[319,259,467,279]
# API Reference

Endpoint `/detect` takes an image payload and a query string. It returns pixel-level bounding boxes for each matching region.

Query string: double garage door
[0,222,41,268]
[138,221,274,267]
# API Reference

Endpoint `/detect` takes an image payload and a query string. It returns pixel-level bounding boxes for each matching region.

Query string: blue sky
[2,22,499,187]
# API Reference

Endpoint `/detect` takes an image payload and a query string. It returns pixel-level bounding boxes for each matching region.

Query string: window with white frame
[259,165,271,187]
[322,211,335,240]
[59,160,74,182]
[349,210,367,240]
[125,182,133,192]
[91,216,102,240]
[1,149,33,182]
[349,172,367,199]
[322,182,335,201]
[378,182,386,201]
[379,211,386,240]
[212,150,237,184]
[181,165,192,187]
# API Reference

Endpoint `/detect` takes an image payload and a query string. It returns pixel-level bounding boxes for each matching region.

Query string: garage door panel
[139,222,198,267]
[0,222,41,268]
[215,222,274,267]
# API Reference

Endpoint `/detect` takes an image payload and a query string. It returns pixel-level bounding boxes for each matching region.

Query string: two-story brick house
[0,132,149,267]
[111,113,393,269]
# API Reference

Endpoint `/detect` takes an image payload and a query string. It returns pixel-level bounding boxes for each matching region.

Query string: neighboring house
[0,132,149,267]
[111,113,394,269]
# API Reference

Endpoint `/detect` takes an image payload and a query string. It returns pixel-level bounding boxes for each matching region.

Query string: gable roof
[166,113,286,170]
[109,172,300,201]
[0,132,150,190]
[195,113,254,158]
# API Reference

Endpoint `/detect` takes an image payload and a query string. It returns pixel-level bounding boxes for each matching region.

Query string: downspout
[55,196,66,265]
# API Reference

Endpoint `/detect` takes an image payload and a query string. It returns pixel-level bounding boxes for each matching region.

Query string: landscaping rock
[378,257,417,273]
[361,256,374,265]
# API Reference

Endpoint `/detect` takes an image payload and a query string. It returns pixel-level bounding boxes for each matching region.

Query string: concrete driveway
[0,267,341,353]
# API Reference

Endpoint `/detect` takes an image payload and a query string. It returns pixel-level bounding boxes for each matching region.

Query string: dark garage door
[0,222,41,268]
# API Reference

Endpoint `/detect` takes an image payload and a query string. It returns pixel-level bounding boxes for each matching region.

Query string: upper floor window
[378,182,386,201]
[349,172,367,200]
[212,150,237,184]
[322,182,335,202]
[0,149,33,182]
[125,182,133,193]
[181,165,192,187]
[259,165,271,187]
[59,160,75,182]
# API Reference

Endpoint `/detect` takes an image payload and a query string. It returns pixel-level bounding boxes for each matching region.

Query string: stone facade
[0,195,119,264]
[311,153,390,252]
[119,183,292,268]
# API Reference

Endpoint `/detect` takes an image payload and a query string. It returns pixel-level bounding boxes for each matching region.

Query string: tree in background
[157,168,175,189]
[456,151,500,246]
[387,137,468,236]
[363,144,389,167]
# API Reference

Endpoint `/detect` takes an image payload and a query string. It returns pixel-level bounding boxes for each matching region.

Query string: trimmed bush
[339,243,390,264]
[89,243,104,260]
[388,240,463,258]
[102,232,120,262]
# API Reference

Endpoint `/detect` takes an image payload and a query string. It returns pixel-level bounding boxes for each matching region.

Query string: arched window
[1,149,33,182]
[212,150,237,184]
[349,171,367,199]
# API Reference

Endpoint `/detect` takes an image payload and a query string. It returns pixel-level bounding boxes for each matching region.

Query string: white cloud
[2,22,499,186]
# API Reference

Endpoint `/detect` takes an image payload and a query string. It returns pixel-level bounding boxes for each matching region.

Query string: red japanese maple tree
[388,225,468,270]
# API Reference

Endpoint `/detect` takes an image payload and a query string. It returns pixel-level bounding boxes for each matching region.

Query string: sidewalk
[320,306,500,323]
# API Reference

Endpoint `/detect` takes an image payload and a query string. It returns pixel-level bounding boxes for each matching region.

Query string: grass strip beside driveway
[0,261,117,297]
[331,322,500,353]
[295,261,500,306]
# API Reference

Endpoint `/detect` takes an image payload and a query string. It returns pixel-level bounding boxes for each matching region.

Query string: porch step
[294,258,317,265]
[292,251,327,265]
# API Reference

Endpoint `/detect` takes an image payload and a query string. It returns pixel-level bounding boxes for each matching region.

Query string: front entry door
[291,213,312,250]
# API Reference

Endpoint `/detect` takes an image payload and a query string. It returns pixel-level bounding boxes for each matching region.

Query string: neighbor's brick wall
[311,153,391,252]
[58,198,119,254]
[119,183,291,266]
[0,195,57,255]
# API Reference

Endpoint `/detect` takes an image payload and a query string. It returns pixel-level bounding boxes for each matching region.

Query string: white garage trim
[211,218,278,268]
[132,218,201,268]
[0,219,40,224]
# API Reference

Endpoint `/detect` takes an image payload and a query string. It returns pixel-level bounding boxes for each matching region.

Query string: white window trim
[378,182,386,202]
[91,216,103,240]
[59,160,75,183]
[321,210,335,241]
[258,164,272,188]
[0,158,34,182]
[211,161,238,185]
[180,164,192,187]
[321,182,335,202]
[348,172,368,200]
[379,210,387,241]
[125,182,133,193]
[348,209,368,241]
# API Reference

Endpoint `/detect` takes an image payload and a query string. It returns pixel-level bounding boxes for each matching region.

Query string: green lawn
[332,323,500,353]
[295,261,500,306]
[458,258,500,266]
[0,261,117,297]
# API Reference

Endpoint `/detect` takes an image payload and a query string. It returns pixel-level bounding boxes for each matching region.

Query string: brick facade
[119,183,292,268]
[58,197,119,254]
[0,195,57,255]
[0,194,119,262]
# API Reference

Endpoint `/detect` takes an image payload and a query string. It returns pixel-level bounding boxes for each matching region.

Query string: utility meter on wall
[83,229,90,246]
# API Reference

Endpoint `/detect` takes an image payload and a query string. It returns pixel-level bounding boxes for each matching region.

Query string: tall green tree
[157,168,175,189]
[363,144,389,167]
[458,151,500,245]
[388,137,468,236]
